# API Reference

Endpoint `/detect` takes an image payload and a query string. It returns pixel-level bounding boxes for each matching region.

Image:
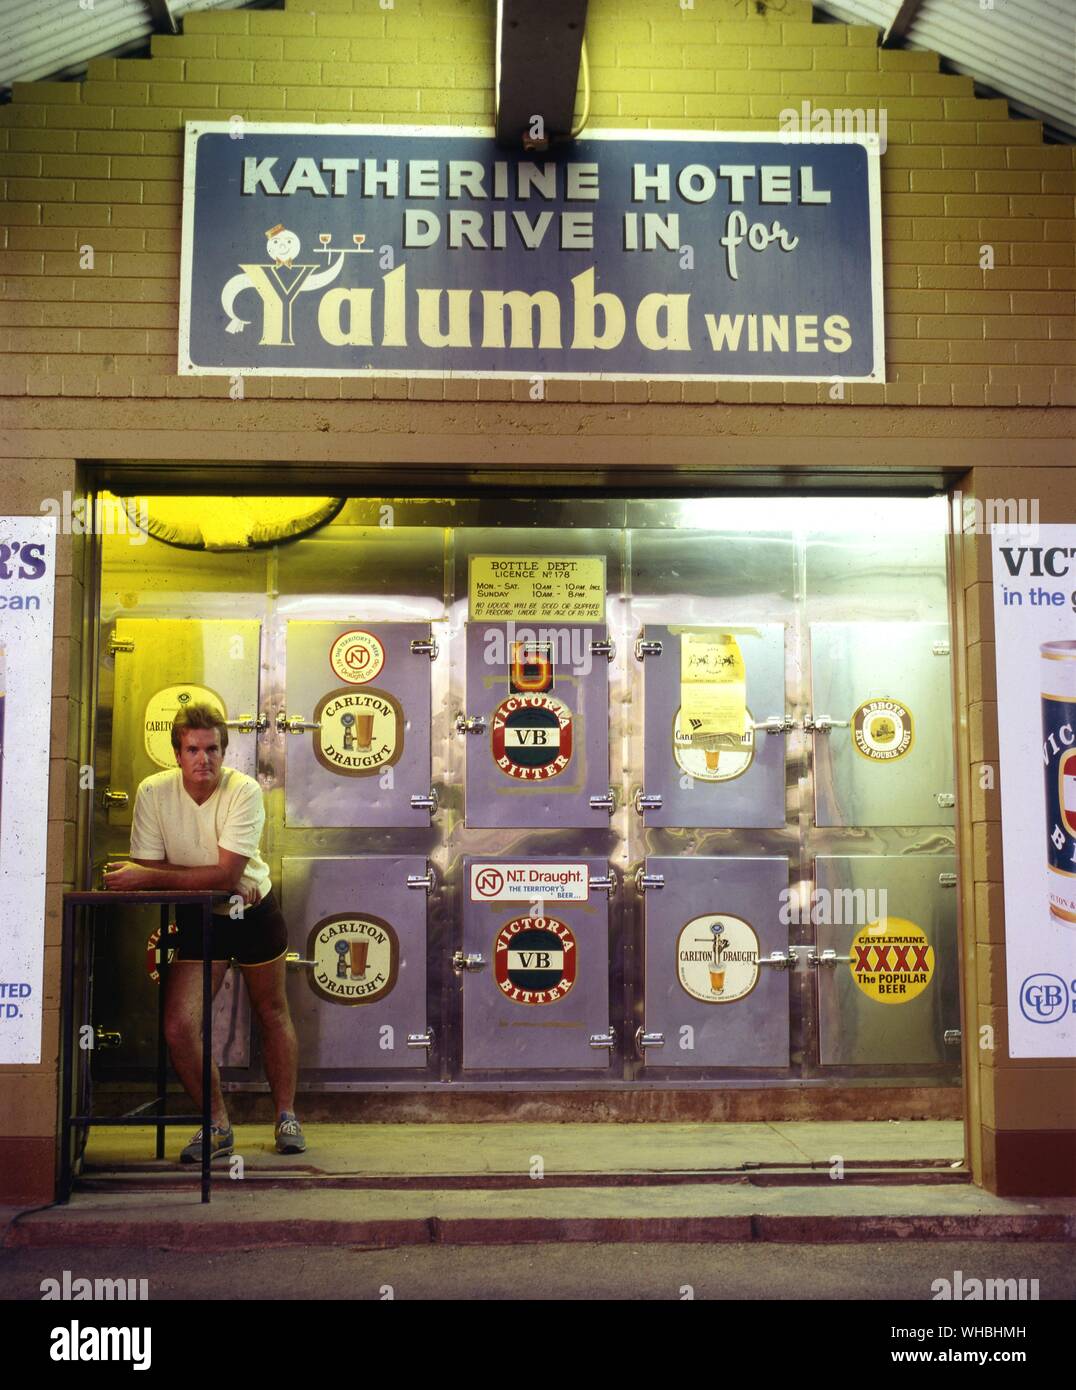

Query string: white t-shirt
[130,766,271,913]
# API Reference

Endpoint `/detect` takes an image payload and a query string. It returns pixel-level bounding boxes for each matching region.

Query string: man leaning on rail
[103,702,305,1162]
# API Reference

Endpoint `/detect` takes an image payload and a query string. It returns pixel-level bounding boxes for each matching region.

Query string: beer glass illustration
[354,712,374,749]
[349,939,369,978]
[1042,640,1076,925]
[709,921,726,994]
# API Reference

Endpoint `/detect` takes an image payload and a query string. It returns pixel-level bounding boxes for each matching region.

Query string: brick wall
[0,0,1073,406]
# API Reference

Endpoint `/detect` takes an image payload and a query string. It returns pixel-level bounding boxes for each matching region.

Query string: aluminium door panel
[639,625,786,828]
[643,856,790,1067]
[283,621,432,828]
[462,856,610,1069]
[814,854,958,1066]
[281,855,428,1070]
[811,622,954,827]
[464,623,610,829]
[107,617,261,829]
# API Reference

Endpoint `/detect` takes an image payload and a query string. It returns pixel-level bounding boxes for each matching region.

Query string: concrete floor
[81,1118,967,1174]
[2,1241,1073,1301]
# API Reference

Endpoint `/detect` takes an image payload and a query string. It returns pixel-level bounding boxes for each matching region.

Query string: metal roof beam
[883,0,924,45]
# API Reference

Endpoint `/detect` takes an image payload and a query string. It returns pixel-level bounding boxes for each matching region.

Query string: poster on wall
[992,524,1076,1057]
[0,517,57,1064]
[179,125,883,384]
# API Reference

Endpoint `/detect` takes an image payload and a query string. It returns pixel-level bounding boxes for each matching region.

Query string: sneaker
[180,1124,234,1164]
[275,1113,306,1155]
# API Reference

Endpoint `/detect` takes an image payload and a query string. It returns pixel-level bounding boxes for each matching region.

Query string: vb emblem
[494,916,577,1004]
[491,693,573,780]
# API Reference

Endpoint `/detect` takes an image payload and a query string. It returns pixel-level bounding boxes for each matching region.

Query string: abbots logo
[851,697,913,762]
[494,916,577,1004]
[1019,974,1072,1024]
[491,693,573,780]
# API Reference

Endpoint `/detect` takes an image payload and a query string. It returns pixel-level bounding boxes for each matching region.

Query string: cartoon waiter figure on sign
[220,226,370,343]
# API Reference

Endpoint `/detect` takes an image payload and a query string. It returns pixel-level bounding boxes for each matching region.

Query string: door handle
[455,713,487,735]
[804,715,849,733]
[276,712,320,734]
[225,712,268,733]
[758,949,797,971]
[451,951,487,974]
[589,1026,616,1049]
[808,948,853,968]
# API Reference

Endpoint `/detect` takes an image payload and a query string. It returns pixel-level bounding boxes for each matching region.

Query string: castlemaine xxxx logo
[329,629,385,685]
[306,913,398,1005]
[852,697,914,762]
[494,916,577,1004]
[313,685,403,776]
[491,693,574,780]
[849,916,934,1004]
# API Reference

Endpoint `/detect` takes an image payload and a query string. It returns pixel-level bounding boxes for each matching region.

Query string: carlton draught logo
[329,629,385,685]
[307,913,398,1005]
[144,685,224,768]
[852,697,913,762]
[491,693,573,780]
[494,916,577,1004]
[849,917,934,1003]
[313,686,402,776]
[677,915,760,1003]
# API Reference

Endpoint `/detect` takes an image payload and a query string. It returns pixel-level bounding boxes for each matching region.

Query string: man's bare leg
[163,960,231,1128]
[240,955,298,1117]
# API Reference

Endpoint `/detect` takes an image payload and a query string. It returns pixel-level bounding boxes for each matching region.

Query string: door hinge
[635,1026,665,1050]
[938,871,957,887]
[932,640,951,657]
[410,789,439,814]
[224,713,268,733]
[589,638,615,660]
[276,712,319,735]
[635,868,665,892]
[410,637,438,659]
[635,791,663,814]
[407,1029,435,1049]
[944,1029,961,1046]
[590,872,617,897]
[108,632,134,656]
[935,792,955,809]
[589,789,616,813]
[455,713,487,735]
[407,869,435,892]
[634,637,663,660]
[101,787,128,809]
[808,948,853,968]
[451,951,486,974]
[589,1026,616,1049]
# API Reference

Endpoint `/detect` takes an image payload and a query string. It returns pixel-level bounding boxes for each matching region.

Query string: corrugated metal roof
[0,0,273,94]
[816,0,1076,140]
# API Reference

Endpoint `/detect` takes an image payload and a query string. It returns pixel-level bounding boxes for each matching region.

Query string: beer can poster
[0,517,57,1065]
[991,525,1076,1057]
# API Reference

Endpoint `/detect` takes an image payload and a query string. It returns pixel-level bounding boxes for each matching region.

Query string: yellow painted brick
[974,169,1040,194]
[280,37,352,63]
[988,268,1050,289]
[910,169,975,193]
[0,153,41,175]
[844,74,911,94]
[918,315,984,339]
[811,47,877,70]
[684,95,751,118]
[980,122,1043,144]
[321,62,392,86]
[663,19,718,44]
[780,74,846,96]
[111,252,178,278]
[1049,268,1076,290]
[879,49,937,70]
[887,193,945,216]
[12,82,80,104]
[748,47,813,70]
[617,44,684,66]
[947,193,1009,216]
[313,14,386,38]
[142,133,181,156]
[952,341,1014,363]
[714,22,782,45]
[152,34,216,59]
[76,131,142,154]
[9,129,76,152]
[109,156,177,180]
[74,178,141,203]
[911,74,974,96]
[1045,218,1076,241]
[111,204,175,228]
[42,106,110,130]
[918,265,982,288]
[184,10,251,34]
[217,86,284,111]
[653,70,714,94]
[82,81,148,106]
[348,36,419,62]
[912,120,977,144]
[118,58,186,83]
[780,23,847,45]
[1011,291,1072,314]
[142,181,180,205]
[881,170,910,191]
[882,145,942,168]
[184,59,255,84]
[1048,315,1075,337]
[8,176,74,201]
[978,217,1046,242]
[886,289,946,312]
[114,107,182,131]
[0,105,46,129]
[45,154,112,179]
[983,314,1047,339]
[1042,171,1076,194]
[712,70,781,93]
[216,36,284,60]
[391,63,457,87]
[619,93,686,117]
[1018,195,1074,218]
[912,217,979,241]
[152,84,218,107]
[285,87,353,111]
[944,146,1006,169]
[251,60,319,85]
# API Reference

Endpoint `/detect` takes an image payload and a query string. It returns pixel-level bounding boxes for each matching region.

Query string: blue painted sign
[180,124,883,382]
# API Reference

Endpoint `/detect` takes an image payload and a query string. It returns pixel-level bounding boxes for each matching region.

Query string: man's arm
[104,848,250,894]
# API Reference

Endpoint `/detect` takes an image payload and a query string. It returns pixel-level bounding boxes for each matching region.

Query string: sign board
[469,555,605,621]
[991,525,1076,1057]
[180,125,883,383]
[0,517,57,1064]
[470,861,590,903]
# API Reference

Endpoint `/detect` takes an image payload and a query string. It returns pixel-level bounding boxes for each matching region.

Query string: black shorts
[174,890,289,966]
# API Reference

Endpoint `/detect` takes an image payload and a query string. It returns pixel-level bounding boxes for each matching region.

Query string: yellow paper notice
[469,556,605,622]
[680,632,746,742]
